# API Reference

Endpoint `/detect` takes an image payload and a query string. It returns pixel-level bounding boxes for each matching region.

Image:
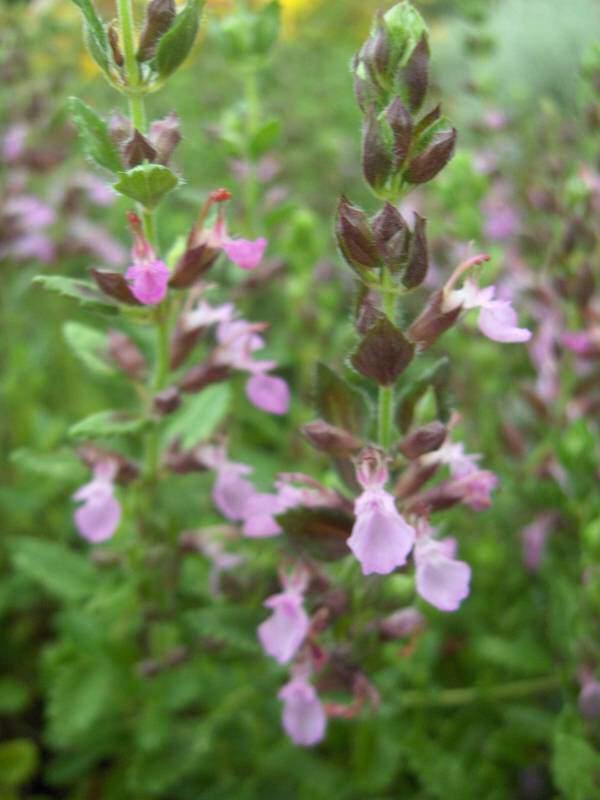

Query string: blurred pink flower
[444,277,531,344]
[415,534,471,612]
[222,236,268,270]
[246,373,290,415]
[73,461,121,543]
[258,576,310,664]
[279,674,327,747]
[521,512,555,572]
[449,469,498,511]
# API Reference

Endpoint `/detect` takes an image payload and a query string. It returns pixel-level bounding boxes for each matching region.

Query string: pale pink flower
[258,572,310,664]
[213,462,256,522]
[521,512,555,572]
[578,675,600,720]
[246,373,290,415]
[348,450,415,575]
[562,330,600,358]
[2,123,28,162]
[422,441,480,478]
[448,469,498,511]
[73,461,121,543]
[222,237,268,270]
[444,278,531,344]
[415,534,471,612]
[278,675,327,747]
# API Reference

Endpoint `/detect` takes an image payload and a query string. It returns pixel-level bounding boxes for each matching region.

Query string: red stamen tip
[210,188,232,202]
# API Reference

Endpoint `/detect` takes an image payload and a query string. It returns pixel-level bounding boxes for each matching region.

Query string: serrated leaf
[351,313,414,386]
[164,383,231,448]
[63,321,115,377]
[69,97,122,172]
[69,410,148,440]
[10,538,98,602]
[277,506,353,561]
[155,0,203,78]
[315,363,370,436]
[71,0,110,73]
[113,163,179,208]
[0,739,38,788]
[33,275,119,316]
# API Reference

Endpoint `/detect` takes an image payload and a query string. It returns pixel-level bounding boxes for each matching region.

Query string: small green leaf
[164,383,231,449]
[277,506,353,561]
[10,449,85,483]
[63,321,115,377]
[315,363,370,436]
[0,739,38,788]
[113,163,179,208]
[155,0,204,78]
[33,275,119,316]
[552,708,600,800]
[69,410,148,440]
[395,357,450,431]
[0,679,31,715]
[10,538,98,602]
[69,97,122,172]
[249,118,281,159]
[254,0,280,55]
[71,0,110,73]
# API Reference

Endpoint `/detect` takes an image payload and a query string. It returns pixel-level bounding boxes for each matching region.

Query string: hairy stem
[378,266,396,449]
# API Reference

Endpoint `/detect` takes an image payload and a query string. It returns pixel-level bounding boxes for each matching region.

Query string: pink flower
[562,330,599,358]
[73,462,121,543]
[242,492,285,538]
[246,373,290,415]
[422,441,480,478]
[579,676,600,720]
[448,469,498,511]
[444,277,531,344]
[213,462,256,522]
[125,218,170,305]
[278,675,327,747]
[126,258,170,305]
[258,585,309,664]
[222,236,268,270]
[347,450,415,575]
[415,535,471,612]
[521,512,555,572]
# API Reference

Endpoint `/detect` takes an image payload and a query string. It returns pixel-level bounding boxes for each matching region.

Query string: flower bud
[107,24,124,68]
[107,330,147,379]
[77,444,139,485]
[335,196,380,278]
[153,387,181,415]
[395,462,438,499]
[301,420,362,456]
[399,421,446,459]
[402,212,428,288]
[386,97,413,169]
[170,323,206,371]
[149,113,181,165]
[169,244,220,289]
[399,34,429,111]
[407,289,462,349]
[351,313,414,386]
[91,268,141,305]
[379,607,424,639]
[362,111,393,194]
[179,361,231,393]
[405,128,457,185]
[123,130,157,168]
[137,0,176,62]
[371,202,410,274]
[109,110,132,148]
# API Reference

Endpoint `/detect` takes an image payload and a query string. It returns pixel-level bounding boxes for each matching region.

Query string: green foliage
[69,97,122,173]
[32,275,120,315]
[70,0,110,74]
[10,538,99,602]
[63,321,115,377]
[69,409,148,439]
[155,0,205,79]
[113,163,180,208]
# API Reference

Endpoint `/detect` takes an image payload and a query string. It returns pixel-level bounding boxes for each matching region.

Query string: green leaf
[395,356,450,431]
[33,275,119,316]
[277,506,353,561]
[552,708,600,800]
[0,679,31,715]
[155,0,204,78]
[69,97,122,172]
[249,118,281,159]
[315,362,370,435]
[10,538,98,602]
[71,0,110,73]
[113,163,179,208]
[63,321,114,377]
[0,739,38,788]
[69,410,148,440]
[254,0,281,55]
[10,448,85,483]
[164,383,231,449]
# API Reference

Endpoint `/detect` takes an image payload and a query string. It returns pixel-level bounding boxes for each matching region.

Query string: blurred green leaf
[315,362,370,436]
[155,0,204,78]
[69,97,122,172]
[165,383,231,448]
[32,275,119,316]
[63,321,115,377]
[69,410,148,439]
[10,538,98,602]
[0,739,38,788]
[71,0,110,73]
[552,707,600,800]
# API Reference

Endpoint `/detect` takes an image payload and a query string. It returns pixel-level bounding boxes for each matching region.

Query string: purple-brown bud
[153,387,181,415]
[399,421,446,460]
[149,113,181,165]
[407,289,461,350]
[107,330,147,379]
[179,361,231,393]
[351,313,414,386]
[335,196,380,277]
[405,128,457,185]
[91,269,141,306]
[137,0,176,62]
[362,110,393,193]
[301,420,362,456]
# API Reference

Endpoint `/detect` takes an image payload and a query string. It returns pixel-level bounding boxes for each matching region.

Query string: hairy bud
[137,0,176,62]
[335,196,380,277]
[398,421,446,459]
[302,420,362,456]
[407,289,461,349]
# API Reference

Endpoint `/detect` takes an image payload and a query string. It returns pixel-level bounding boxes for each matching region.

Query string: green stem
[117,0,169,486]
[378,266,396,449]
[242,68,261,236]
[394,675,562,710]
